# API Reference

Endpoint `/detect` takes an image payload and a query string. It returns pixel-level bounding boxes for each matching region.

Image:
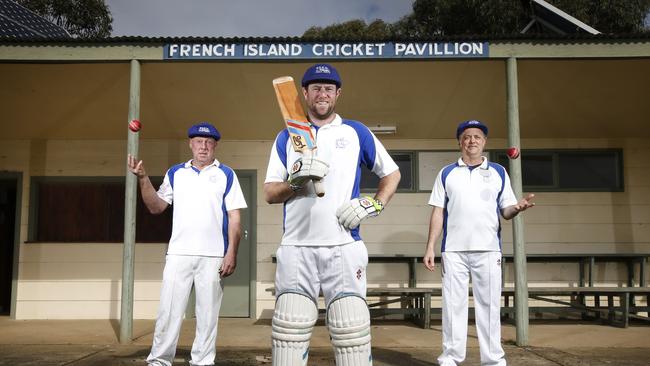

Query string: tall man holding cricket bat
[264,64,401,366]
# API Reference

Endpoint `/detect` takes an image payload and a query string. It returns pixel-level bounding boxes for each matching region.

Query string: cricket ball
[128,119,141,132]
[507,146,520,159]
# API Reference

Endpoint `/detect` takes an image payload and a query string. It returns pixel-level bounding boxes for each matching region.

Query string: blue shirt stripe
[275,130,290,168]
[343,120,376,241]
[218,164,235,254]
[440,163,459,252]
[489,162,507,250]
[167,163,185,189]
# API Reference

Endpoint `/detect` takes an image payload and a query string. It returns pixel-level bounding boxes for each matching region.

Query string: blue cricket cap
[188,122,221,141]
[456,120,488,139]
[301,63,342,88]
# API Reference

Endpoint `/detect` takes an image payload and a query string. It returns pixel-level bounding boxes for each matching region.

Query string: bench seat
[498,286,650,327]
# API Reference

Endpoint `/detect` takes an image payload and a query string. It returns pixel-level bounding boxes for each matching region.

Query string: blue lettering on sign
[163,42,489,60]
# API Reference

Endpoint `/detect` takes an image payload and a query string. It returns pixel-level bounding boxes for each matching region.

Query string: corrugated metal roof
[1,32,650,45]
[0,0,70,40]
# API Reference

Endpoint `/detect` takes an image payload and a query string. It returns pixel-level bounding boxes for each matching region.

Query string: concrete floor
[0,317,649,365]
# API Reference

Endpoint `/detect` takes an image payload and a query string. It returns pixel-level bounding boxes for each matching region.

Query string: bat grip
[303,149,325,197]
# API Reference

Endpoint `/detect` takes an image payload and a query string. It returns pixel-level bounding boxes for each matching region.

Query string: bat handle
[313,179,325,197]
[303,149,325,197]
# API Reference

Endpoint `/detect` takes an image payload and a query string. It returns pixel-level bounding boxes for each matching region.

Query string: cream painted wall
[0,137,648,319]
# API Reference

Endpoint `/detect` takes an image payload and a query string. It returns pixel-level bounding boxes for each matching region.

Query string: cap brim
[189,133,220,140]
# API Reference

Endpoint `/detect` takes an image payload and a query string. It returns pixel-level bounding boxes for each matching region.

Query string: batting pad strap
[327,295,372,348]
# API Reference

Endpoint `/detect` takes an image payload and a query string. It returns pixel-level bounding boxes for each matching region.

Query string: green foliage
[303,0,650,38]
[550,0,650,34]
[303,19,393,40]
[17,0,113,38]
[403,0,529,36]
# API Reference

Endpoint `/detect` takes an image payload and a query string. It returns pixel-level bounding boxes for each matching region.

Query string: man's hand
[127,154,147,178]
[220,253,236,277]
[423,248,436,272]
[515,193,535,213]
[288,155,328,189]
[502,193,536,219]
[336,196,384,230]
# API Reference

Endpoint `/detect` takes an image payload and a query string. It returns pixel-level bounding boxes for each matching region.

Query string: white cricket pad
[327,295,373,366]
[272,292,318,366]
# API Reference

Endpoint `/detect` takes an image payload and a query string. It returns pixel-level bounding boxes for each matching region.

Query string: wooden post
[120,59,141,344]
[506,57,529,346]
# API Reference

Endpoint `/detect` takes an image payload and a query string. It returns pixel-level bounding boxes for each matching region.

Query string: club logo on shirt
[209,175,218,183]
[356,268,363,280]
[336,137,349,149]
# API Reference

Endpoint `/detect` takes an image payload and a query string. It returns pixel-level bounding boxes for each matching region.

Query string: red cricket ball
[128,119,141,132]
[507,147,520,159]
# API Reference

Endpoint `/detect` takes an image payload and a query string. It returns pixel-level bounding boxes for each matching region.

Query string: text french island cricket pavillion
[1,34,649,346]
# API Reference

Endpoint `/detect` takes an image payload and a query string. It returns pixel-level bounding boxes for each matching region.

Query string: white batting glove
[288,155,329,190]
[336,196,384,230]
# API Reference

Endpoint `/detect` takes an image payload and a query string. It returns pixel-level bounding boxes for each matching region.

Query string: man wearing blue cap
[264,64,401,366]
[422,120,535,366]
[128,122,247,366]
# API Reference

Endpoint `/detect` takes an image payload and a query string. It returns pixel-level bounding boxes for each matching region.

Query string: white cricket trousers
[275,241,368,304]
[147,255,224,366]
[438,251,506,366]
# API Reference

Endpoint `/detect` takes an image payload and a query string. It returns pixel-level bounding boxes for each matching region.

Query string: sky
[105,0,415,38]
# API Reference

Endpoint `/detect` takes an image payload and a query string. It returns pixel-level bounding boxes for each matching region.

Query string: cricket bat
[272,76,325,197]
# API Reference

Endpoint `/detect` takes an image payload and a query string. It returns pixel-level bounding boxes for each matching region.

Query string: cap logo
[198,127,210,133]
[315,65,331,74]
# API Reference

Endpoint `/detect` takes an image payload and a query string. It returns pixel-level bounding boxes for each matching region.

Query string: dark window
[492,149,623,192]
[558,152,621,189]
[361,152,414,192]
[520,153,554,187]
[30,177,172,242]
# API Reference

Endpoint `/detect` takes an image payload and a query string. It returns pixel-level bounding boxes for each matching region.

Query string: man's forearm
[501,205,519,220]
[426,207,444,250]
[227,210,242,256]
[263,182,295,204]
[375,170,401,205]
[138,176,168,214]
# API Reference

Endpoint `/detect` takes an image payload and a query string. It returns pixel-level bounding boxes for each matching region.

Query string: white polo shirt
[157,159,247,257]
[265,114,398,246]
[428,157,517,252]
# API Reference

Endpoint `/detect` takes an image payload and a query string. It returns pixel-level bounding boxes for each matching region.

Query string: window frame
[28,176,171,243]
[360,150,417,193]
[413,150,460,193]
[490,148,624,192]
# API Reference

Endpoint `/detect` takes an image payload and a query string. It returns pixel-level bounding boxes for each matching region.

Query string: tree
[303,0,650,38]
[396,0,529,37]
[548,0,650,34]
[304,19,393,40]
[17,0,113,38]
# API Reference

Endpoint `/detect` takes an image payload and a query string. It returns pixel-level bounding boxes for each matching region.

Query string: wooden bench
[366,287,441,329]
[265,287,439,329]
[499,287,650,328]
